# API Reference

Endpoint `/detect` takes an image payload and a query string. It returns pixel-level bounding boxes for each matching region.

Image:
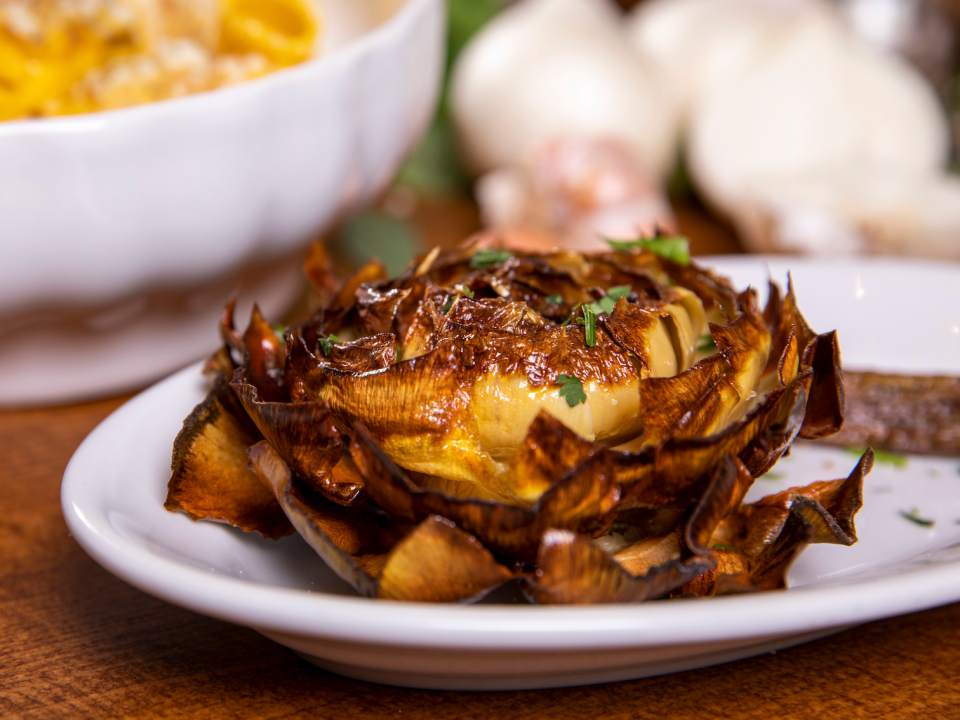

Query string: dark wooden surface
[3,201,960,718]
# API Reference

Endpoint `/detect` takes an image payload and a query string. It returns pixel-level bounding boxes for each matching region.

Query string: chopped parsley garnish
[545,294,563,305]
[470,248,514,269]
[585,285,632,316]
[607,236,691,265]
[442,296,455,314]
[847,447,907,468]
[557,374,587,407]
[459,284,474,298]
[697,333,717,352]
[899,508,935,527]
[712,542,739,552]
[272,323,287,337]
[318,334,339,357]
[759,472,784,481]
[583,304,597,347]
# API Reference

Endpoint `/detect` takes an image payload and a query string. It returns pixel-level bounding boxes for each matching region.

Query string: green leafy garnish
[583,304,597,347]
[545,294,563,305]
[607,237,691,265]
[272,323,287,338]
[847,447,907,468]
[900,508,935,528]
[459,284,474,298]
[318,334,339,357]
[557,374,587,408]
[696,333,717,352]
[583,285,632,317]
[712,542,739,552]
[470,248,514,269]
[607,285,631,302]
[442,296,455,314]
[759,472,784,481]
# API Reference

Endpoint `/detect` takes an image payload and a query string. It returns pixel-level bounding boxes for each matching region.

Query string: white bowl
[0,0,444,406]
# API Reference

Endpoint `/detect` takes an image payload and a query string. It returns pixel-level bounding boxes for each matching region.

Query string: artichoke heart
[165,236,860,606]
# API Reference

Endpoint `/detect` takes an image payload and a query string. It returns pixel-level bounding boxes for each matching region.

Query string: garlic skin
[626,0,826,124]
[449,0,679,180]
[686,17,951,216]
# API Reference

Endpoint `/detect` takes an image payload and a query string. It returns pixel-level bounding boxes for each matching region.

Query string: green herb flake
[759,472,784,481]
[545,294,563,305]
[607,236,691,265]
[900,508,935,528]
[712,542,739,552]
[470,248,514,269]
[606,285,631,302]
[583,305,597,347]
[557,374,587,408]
[318,334,339,357]
[459,284,474,298]
[442,296,455,314]
[697,333,717,352]
[847,447,907,468]
[272,323,287,338]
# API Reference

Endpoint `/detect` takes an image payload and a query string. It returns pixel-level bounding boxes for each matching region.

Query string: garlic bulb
[449,0,679,179]
[686,16,951,216]
[626,0,826,124]
[731,170,960,260]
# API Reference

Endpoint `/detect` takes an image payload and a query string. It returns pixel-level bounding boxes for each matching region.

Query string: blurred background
[334,0,960,274]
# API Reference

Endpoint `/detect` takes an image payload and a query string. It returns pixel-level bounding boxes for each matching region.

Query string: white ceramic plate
[62,257,960,690]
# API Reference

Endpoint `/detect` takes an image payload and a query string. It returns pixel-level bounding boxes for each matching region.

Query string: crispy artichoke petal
[303,239,340,307]
[247,441,408,595]
[355,285,412,337]
[526,529,714,605]
[377,515,517,602]
[799,330,845,440]
[352,424,620,563]
[503,411,598,501]
[616,373,809,509]
[685,455,755,556]
[166,375,292,539]
[232,371,365,505]
[694,450,872,596]
[242,305,287,402]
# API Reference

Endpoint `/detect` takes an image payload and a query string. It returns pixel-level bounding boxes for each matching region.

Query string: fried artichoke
[165,236,867,604]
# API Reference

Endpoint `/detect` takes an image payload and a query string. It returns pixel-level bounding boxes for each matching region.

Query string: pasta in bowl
[0,0,319,121]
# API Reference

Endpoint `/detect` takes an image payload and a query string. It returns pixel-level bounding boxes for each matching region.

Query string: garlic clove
[450,0,679,179]
[686,15,951,216]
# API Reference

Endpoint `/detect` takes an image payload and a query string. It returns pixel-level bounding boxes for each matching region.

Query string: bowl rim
[0,0,439,138]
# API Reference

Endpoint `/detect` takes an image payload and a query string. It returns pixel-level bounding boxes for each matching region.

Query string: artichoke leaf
[242,305,287,402]
[799,330,845,440]
[302,239,340,307]
[248,442,515,602]
[377,515,517,602]
[351,423,620,563]
[166,374,292,539]
[231,370,365,505]
[355,285,412,337]
[701,450,872,595]
[526,529,715,605]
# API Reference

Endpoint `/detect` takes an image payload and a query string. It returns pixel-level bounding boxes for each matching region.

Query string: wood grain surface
[3,202,960,719]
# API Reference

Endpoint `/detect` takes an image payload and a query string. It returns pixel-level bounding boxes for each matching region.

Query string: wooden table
[3,200,960,718]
